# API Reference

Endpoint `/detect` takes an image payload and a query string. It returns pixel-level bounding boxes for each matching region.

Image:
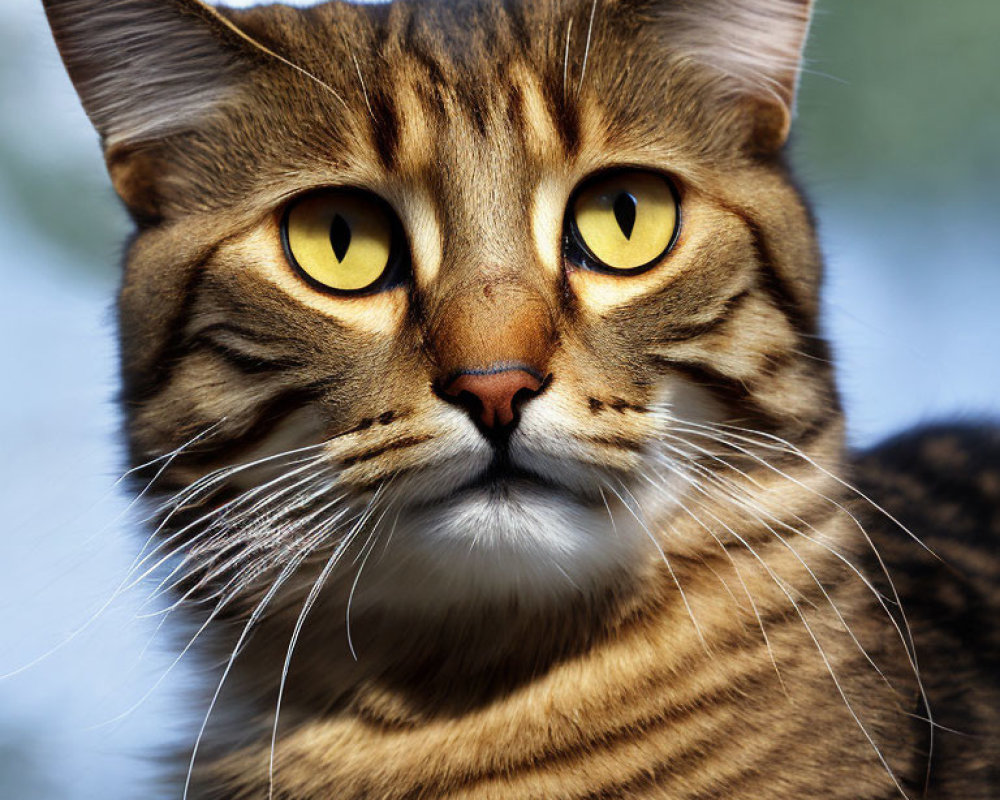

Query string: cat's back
[854,424,1000,796]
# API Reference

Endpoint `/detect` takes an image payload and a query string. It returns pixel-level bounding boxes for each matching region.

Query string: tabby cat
[42,0,999,797]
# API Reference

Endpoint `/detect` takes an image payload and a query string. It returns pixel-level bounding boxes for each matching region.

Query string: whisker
[209,6,350,112]
[650,451,900,696]
[112,420,229,543]
[665,419,935,758]
[267,482,391,800]
[0,422,228,680]
[142,483,346,618]
[562,17,573,99]
[351,51,375,121]
[576,0,599,96]
[100,490,351,731]
[149,443,328,522]
[640,460,786,689]
[683,420,941,561]
[640,461,908,797]
[180,508,350,800]
[124,452,330,599]
[602,477,708,650]
[598,485,619,537]
[346,500,396,661]
[138,471,338,611]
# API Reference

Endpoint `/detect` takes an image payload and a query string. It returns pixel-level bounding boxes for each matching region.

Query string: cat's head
[45,0,833,612]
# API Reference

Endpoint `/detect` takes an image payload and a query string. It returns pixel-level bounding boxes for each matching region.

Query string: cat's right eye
[281,189,407,295]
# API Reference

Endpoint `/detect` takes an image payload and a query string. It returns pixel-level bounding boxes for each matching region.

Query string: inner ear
[746,95,796,155]
[106,143,169,226]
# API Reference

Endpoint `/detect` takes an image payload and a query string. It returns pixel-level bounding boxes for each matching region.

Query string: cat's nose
[439,366,544,433]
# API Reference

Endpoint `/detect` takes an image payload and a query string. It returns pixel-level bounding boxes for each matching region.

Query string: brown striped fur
[41,0,998,797]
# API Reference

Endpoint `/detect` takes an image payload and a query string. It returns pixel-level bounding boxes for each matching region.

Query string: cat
[41,0,999,797]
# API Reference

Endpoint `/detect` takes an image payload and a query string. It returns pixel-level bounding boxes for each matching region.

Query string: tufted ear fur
[42,0,262,219]
[41,0,260,148]
[659,0,814,148]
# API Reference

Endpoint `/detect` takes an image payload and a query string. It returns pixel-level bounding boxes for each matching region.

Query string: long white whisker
[649,452,898,695]
[141,482,345,619]
[602,477,708,649]
[123,454,329,599]
[0,423,230,680]
[562,17,573,98]
[644,461,908,798]
[648,459,786,688]
[138,470,336,611]
[210,8,350,112]
[346,501,397,661]
[683,420,940,561]
[665,419,934,766]
[112,420,229,553]
[180,520,337,800]
[576,0,599,96]
[267,482,391,800]
[348,40,374,122]
[101,490,353,729]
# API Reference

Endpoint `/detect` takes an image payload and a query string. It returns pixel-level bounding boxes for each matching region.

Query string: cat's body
[853,427,1000,797]
[183,427,1000,800]
[40,0,999,797]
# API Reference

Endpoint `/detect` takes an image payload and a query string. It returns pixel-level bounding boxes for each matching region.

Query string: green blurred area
[794,0,1000,205]
[0,0,997,279]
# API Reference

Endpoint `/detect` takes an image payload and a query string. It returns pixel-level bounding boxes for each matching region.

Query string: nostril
[511,384,540,413]
[438,366,545,431]
[450,388,485,421]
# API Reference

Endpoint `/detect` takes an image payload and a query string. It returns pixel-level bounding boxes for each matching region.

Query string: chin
[351,478,652,614]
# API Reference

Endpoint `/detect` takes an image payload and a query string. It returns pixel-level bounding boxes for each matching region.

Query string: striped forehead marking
[361,51,580,178]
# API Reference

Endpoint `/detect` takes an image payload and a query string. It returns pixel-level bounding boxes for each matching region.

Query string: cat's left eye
[281,189,407,295]
[566,170,680,275]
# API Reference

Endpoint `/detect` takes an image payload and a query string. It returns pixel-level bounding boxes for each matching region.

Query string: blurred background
[0,0,998,796]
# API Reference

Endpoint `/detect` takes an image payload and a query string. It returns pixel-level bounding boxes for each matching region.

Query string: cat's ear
[42,0,259,219]
[658,0,814,149]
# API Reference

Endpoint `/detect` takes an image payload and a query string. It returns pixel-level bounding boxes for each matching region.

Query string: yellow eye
[282,190,403,294]
[570,171,679,273]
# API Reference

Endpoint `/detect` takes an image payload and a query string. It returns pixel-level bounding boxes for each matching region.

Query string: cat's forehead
[233,0,695,183]
[279,0,589,162]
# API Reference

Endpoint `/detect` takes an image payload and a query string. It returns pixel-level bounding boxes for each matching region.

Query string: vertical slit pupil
[613,192,637,240]
[330,214,352,262]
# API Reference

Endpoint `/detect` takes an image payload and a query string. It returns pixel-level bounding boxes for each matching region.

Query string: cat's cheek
[567,269,660,314]
[654,377,728,432]
[230,226,409,337]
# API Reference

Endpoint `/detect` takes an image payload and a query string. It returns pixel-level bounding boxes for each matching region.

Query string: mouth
[455,450,557,496]
[446,445,619,509]
[397,443,607,512]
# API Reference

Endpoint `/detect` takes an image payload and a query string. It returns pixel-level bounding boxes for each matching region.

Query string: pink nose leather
[442,369,543,429]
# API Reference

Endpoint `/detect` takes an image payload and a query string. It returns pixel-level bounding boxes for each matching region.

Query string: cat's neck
[217,496,871,720]
[193,508,919,799]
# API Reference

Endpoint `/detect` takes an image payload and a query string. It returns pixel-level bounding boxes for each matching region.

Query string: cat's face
[46,0,830,611]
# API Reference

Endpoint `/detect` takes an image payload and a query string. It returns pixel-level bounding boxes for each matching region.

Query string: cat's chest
[197,592,916,800]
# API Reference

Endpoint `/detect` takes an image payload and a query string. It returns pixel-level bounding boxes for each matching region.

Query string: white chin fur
[350,482,653,614]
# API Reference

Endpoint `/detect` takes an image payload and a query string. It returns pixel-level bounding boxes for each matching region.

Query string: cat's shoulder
[850,421,1000,606]
[853,422,1000,539]
[851,420,1000,640]
[851,424,1000,795]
